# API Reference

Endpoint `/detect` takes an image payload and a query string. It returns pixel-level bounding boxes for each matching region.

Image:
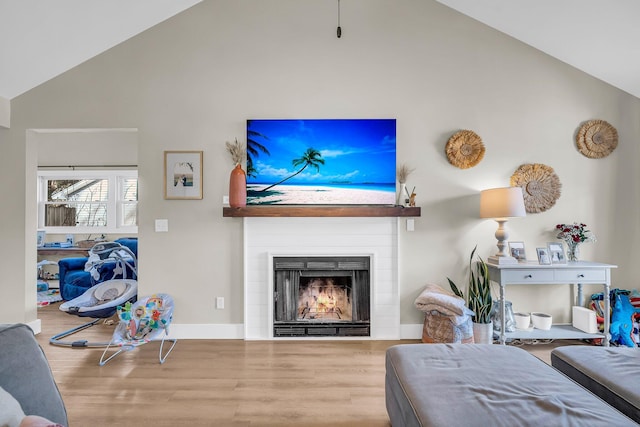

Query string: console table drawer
[501,270,555,282]
[554,269,606,282]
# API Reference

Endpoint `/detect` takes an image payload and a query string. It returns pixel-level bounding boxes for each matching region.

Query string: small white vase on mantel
[397,183,407,206]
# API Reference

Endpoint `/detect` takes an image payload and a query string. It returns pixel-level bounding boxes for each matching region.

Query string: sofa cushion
[386,343,636,426]
[0,324,67,425]
[551,345,640,423]
[64,270,92,287]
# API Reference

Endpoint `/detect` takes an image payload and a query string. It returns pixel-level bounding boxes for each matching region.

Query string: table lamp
[480,186,526,265]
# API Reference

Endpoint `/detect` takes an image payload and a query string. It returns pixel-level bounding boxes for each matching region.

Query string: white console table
[486,261,617,346]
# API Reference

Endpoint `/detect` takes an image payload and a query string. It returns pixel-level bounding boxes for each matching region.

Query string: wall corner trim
[0,96,10,129]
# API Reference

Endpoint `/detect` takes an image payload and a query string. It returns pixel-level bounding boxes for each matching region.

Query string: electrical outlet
[216,297,224,309]
[223,195,229,205]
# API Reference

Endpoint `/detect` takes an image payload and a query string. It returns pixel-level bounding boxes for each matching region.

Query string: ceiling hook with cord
[337,0,342,38]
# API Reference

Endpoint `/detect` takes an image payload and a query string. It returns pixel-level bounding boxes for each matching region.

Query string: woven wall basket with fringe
[510,163,562,213]
[445,130,485,169]
[576,119,618,159]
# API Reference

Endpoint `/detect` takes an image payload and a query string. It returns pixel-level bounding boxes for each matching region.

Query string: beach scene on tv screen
[246,119,396,205]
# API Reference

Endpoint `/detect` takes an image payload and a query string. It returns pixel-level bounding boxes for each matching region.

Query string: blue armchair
[58,238,138,301]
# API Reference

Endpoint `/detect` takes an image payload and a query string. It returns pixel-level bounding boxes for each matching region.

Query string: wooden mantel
[222,205,421,217]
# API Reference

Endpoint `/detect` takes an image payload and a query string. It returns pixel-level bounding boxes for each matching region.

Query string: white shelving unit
[504,324,603,341]
[487,261,617,346]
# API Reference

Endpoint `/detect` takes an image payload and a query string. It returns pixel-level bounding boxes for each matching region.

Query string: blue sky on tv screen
[246,119,396,185]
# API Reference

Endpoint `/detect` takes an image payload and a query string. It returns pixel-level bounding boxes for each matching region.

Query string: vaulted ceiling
[436,0,640,99]
[0,0,201,100]
[1,1,638,100]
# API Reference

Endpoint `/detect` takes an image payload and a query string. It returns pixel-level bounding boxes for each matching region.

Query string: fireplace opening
[298,277,353,321]
[273,256,370,337]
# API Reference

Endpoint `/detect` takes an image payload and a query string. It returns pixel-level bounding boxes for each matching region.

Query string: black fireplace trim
[274,256,369,271]
[274,322,370,337]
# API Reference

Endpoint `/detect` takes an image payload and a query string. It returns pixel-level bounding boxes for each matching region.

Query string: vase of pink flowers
[555,222,596,262]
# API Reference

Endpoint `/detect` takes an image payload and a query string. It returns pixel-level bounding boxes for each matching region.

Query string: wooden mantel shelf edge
[223,206,421,218]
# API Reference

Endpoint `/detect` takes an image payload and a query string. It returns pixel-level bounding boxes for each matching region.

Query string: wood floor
[34,304,579,427]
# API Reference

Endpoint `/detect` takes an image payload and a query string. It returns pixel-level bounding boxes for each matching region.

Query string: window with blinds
[38,170,137,234]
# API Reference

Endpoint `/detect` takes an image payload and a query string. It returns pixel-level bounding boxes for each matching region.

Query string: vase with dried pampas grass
[397,164,415,206]
[226,138,247,208]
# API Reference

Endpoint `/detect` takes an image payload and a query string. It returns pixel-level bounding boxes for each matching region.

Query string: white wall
[37,128,138,167]
[2,0,639,332]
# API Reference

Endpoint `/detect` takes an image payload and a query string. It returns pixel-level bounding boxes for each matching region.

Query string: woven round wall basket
[576,119,618,159]
[445,130,485,169]
[510,163,562,213]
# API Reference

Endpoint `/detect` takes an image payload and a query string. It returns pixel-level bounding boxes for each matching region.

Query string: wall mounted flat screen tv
[246,119,396,205]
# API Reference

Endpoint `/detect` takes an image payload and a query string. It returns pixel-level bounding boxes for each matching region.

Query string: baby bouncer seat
[51,241,138,348]
[99,293,177,366]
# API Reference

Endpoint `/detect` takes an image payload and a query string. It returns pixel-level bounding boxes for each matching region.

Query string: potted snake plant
[448,246,493,344]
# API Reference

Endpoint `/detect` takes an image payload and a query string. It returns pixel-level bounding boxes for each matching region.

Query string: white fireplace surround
[244,216,400,340]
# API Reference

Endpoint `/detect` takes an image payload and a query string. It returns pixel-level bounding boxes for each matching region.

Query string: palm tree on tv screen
[260,147,325,192]
[247,121,270,178]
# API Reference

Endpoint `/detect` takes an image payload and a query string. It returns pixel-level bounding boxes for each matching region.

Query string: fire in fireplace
[298,277,353,321]
[273,256,370,337]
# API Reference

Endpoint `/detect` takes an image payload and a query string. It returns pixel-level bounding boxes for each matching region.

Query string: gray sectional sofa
[385,343,638,426]
[551,345,640,423]
[0,324,68,426]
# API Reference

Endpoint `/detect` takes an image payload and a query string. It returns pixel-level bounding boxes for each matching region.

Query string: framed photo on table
[164,151,203,200]
[508,241,526,261]
[536,247,551,265]
[547,242,566,264]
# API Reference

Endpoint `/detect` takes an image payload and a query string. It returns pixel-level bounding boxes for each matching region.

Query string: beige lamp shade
[480,187,526,219]
[480,187,526,265]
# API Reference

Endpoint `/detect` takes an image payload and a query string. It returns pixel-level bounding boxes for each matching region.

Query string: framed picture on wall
[536,247,551,265]
[164,151,203,200]
[508,241,526,261]
[547,242,566,264]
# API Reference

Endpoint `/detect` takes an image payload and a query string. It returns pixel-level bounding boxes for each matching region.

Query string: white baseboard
[26,319,42,335]
[400,323,422,340]
[168,323,244,339]
[168,323,423,340]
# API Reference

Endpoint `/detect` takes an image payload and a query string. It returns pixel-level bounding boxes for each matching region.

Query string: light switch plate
[406,218,415,231]
[155,219,169,232]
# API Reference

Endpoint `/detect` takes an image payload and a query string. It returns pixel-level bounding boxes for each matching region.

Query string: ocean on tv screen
[246,118,396,205]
